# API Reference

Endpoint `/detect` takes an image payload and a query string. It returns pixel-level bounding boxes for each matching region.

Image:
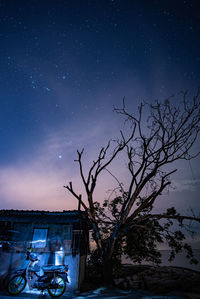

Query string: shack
[0,209,90,292]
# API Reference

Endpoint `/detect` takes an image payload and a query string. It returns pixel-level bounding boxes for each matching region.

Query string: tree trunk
[102,255,114,286]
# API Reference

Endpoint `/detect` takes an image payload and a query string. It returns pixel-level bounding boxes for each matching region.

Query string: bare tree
[64,91,200,283]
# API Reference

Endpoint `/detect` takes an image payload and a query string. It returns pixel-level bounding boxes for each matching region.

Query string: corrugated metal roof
[0,209,86,217]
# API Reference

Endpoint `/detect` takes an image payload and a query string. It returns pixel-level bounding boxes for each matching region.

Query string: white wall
[64,254,80,291]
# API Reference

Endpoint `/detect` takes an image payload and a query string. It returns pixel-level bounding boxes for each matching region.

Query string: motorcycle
[7,248,69,297]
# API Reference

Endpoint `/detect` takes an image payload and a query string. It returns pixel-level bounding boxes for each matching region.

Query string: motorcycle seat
[43,265,65,271]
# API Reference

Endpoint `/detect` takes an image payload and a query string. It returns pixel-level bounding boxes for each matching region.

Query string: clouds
[0,128,75,211]
[172,179,200,193]
[0,129,73,210]
[0,118,121,211]
[1,112,200,212]
[0,166,68,210]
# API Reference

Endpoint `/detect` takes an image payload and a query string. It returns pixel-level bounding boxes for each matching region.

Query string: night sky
[0,0,200,220]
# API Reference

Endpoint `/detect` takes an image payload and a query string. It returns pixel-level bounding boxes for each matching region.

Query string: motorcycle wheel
[47,275,66,297]
[7,275,26,295]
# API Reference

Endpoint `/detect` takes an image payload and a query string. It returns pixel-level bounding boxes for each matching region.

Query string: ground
[0,287,199,299]
[1,265,200,299]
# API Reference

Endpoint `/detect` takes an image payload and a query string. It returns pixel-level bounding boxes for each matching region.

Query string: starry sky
[0,0,200,222]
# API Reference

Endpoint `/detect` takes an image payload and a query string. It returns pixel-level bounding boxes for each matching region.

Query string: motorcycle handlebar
[25,249,39,262]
